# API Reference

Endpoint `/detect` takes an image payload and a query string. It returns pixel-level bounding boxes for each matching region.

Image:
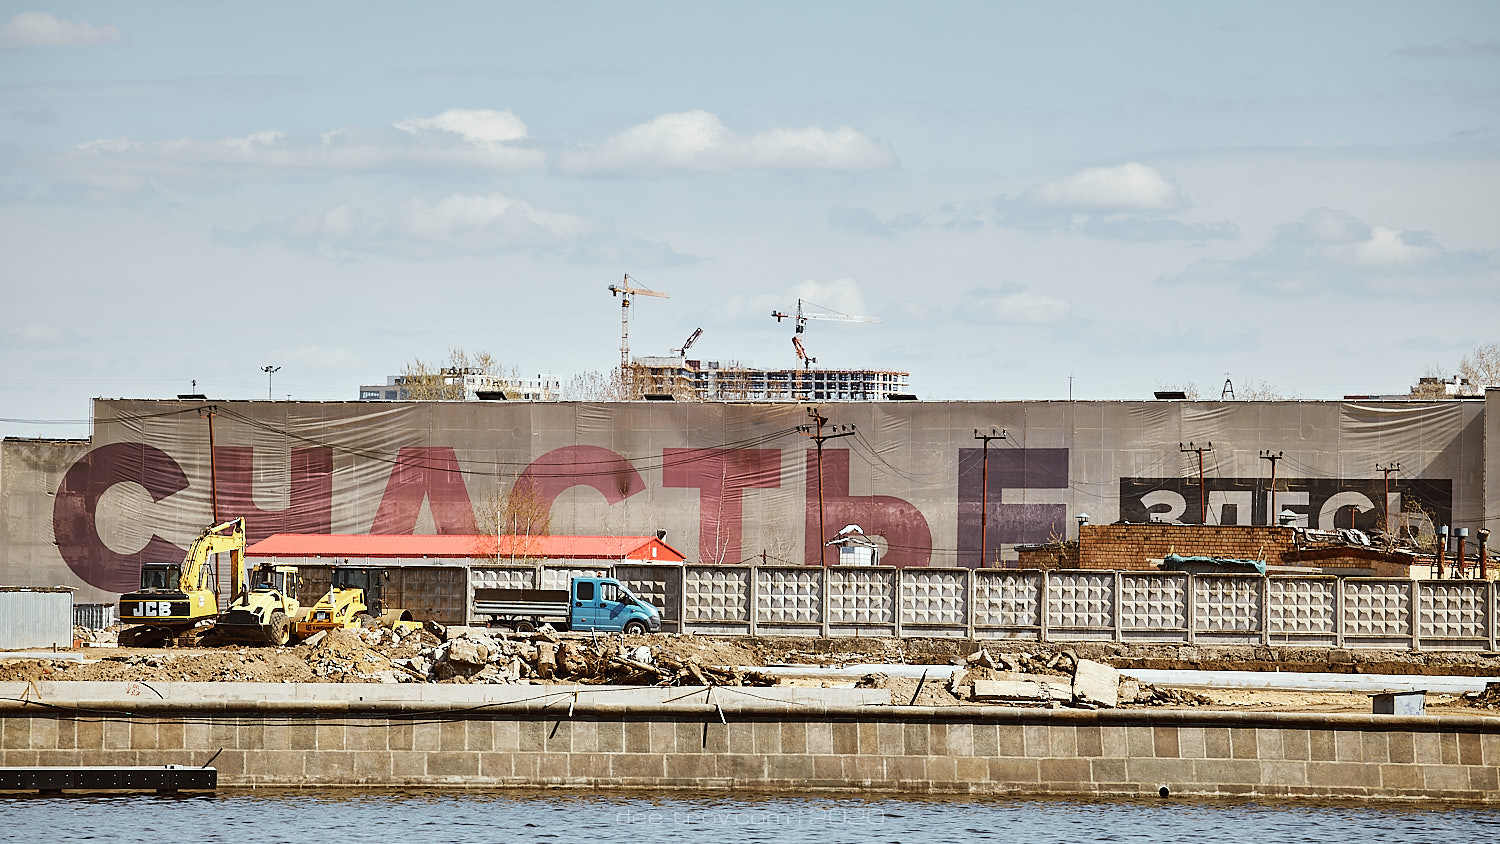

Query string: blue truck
[472,576,661,634]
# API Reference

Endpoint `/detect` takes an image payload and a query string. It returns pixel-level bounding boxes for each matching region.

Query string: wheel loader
[292,565,418,640]
[210,563,303,645]
[117,518,246,646]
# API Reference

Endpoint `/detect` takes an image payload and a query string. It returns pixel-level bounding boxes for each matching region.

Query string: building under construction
[630,355,909,401]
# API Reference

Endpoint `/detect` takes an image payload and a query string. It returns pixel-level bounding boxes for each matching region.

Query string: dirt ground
[5,631,1500,717]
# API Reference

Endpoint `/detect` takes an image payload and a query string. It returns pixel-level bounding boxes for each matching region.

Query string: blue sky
[1,1,1497,434]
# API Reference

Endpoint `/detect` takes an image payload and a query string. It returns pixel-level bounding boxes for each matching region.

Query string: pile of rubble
[889,647,1124,709]
[1461,682,1500,710]
[391,625,778,686]
[72,626,118,647]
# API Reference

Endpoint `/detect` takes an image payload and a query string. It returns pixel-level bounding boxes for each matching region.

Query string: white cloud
[560,110,895,173]
[1,12,118,47]
[393,108,529,144]
[399,194,589,242]
[1031,162,1181,211]
[69,110,544,179]
[965,288,1070,324]
[1350,227,1437,265]
[791,278,872,318]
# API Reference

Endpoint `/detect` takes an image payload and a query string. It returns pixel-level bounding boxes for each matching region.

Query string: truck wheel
[265,610,291,646]
[514,620,536,633]
[623,621,647,635]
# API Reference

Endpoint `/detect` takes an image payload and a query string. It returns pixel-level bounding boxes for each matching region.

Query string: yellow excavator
[210,563,304,645]
[117,518,246,647]
[292,565,418,640]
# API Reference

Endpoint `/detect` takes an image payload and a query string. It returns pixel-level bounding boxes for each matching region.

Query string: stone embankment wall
[3,698,1497,801]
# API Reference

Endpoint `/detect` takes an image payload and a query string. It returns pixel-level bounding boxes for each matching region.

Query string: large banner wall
[0,397,1490,603]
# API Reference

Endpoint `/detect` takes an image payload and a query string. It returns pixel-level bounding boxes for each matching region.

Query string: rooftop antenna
[1221,374,1235,401]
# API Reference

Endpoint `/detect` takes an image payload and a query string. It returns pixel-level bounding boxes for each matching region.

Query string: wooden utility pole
[974,427,1008,567]
[1377,462,1401,534]
[1179,441,1214,524]
[199,405,220,523]
[802,408,856,566]
[1259,450,1283,526]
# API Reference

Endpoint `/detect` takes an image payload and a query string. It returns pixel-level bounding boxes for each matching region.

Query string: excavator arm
[178,518,247,602]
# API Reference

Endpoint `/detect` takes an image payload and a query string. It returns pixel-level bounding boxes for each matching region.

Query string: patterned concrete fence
[461,565,1500,650]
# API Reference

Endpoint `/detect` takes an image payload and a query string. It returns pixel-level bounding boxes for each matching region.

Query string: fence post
[1039,570,1050,644]
[1259,575,1270,646]
[747,565,758,638]
[532,562,543,590]
[820,565,832,639]
[1185,572,1196,645]
[1489,580,1498,652]
[1111,570,1123,643]
[464,566,474,627]
[965,568,977,641]
[1409,580,1421,652]
[893,567,904,639]
[675,564,687,634]
[1335,577,1346,648]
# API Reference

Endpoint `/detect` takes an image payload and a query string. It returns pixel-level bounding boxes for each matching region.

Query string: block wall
[1080,525,1296,570]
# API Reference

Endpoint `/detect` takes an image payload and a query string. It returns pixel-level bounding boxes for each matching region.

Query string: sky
[1,1,1497,437]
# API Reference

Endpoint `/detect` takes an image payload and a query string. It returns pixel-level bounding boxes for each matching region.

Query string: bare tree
[1236,379,1288,400]
[563,367,630,400]
[1458,342,1500,387]
[401,348,516,400]
[473,478,553,550]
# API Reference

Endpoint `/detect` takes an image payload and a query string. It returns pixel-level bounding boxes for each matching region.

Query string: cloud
[68,109,544,182]
[982,161,1237,243]
[958,286,1069,324]
[1394,39,1500,59]
[240,192,697,266]
[393,108,529,144]
[1,12,118,47]
[1161,207,1493,295]
[559,110,896,173]
[1030,162,1182,211]
[827,207,924,238]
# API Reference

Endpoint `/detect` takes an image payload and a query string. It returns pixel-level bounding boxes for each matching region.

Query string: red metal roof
[245,533,686,562]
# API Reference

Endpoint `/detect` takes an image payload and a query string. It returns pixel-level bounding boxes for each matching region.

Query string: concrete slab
[1120,668,1500,694]
[971,677,1071,702]
[1071,659,1119,708]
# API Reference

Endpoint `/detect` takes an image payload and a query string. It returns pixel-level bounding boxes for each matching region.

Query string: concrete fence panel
[755,566,822,635]
[1343,579,1413,648]
[974,570,1043,639]
[1418,580,1492,650]
[1047,571,1115,640]
[1119,572,1188,641]
[1267,577,1338,646]
[900,568,969,637]
[682,565,751,634]
[615,564,683,631]
[1194,574,1263,645]
[827,567,896,636]
[541,565,611,590]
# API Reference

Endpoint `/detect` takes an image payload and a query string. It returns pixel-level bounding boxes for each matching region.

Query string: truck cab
[570,577,660,633]
[472,575,661,633]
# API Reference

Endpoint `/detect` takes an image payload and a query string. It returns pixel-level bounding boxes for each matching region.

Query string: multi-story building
[629,356,909,401]
[358,372,560,401]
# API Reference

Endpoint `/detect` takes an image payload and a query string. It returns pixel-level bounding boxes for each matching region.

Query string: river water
[2,789,1497,842]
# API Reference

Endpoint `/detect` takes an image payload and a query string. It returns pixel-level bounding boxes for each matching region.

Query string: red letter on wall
[370,447,478,534]
[515,446,647,510]
[662,448,782,563]
[53,443,190,593]
[215,446,333,542]
[805,450,932,567]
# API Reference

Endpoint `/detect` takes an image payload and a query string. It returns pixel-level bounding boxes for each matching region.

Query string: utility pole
[801,408,856,566]
[1377,462,1401,535]
[199,405,219,523]
[974,427,1008,568]
[1259,450,1283,526]
[1179,441,1214,524]
[260,365,280,400]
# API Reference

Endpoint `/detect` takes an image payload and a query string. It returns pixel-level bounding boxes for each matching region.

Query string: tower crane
[672,327,703,357]
[607,274,669,372]
[771,298,878,368]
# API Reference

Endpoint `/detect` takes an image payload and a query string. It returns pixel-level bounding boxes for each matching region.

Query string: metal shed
[0,586,74,650]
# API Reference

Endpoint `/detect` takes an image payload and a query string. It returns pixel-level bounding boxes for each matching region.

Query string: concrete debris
[1461,681,1500,710]
[965,648,995,669]
[1070,659,1120,708]
[971,675,1072,703]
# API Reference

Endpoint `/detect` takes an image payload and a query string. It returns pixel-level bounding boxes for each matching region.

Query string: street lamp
[260,365,281,400]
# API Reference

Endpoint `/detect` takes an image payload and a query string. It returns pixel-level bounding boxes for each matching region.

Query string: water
[1,790,1496,843]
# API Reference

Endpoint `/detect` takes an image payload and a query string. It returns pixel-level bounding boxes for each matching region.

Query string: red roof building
[246,533,687,563]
